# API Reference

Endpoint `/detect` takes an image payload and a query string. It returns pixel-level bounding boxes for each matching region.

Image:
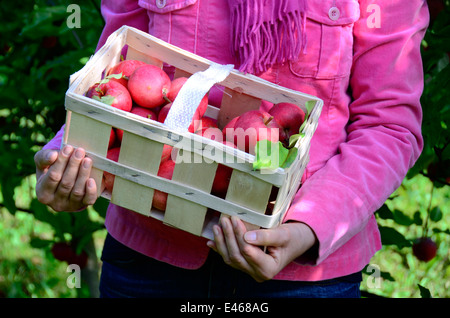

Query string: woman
[34,0,429,297]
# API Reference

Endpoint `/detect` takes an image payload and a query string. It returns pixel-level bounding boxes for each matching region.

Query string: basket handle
[164,63,234,132]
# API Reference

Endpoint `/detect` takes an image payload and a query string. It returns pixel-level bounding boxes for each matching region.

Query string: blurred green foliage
[0,0,106,297]
[0,0,449,298]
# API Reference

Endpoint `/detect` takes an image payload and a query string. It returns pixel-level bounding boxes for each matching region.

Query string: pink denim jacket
[45,0,429,281]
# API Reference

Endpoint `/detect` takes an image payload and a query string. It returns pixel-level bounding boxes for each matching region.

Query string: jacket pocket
[138,0,197,14]
[289,0,360,79]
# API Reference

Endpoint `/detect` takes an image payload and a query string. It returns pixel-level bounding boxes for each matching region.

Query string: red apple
[222,116,240,143]
[107,59,147,88]
[42,36,58,49]
[161,144,176,162]
[116,106,158,142]
[211,141,236,198]
[86,80,132,112]
[51,242,73,263]
[130,105,158,120]
[157,102,171,123]
[413,237,437,262]
[127,64,171,108]
[51,242,88,269]
[115,129,123,143]
[268,102,306,145]
[265,187,279,215]
[108,128,117,149]
[195,116,221,142]
[194,116,218,135]
[196,126,223,143]
[103,147,121,193]
[427,160,450,184]
[167,77,186,101]
[229,110,285,154]
[152,158,176,211]
[212,164,232,198]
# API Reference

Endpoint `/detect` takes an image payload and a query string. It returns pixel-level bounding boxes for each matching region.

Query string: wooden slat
[63,111,111,197]
[163,150,218,235]
[126,46,163,68]
[110,131,164,216]
[225,170,272,213]
[174,68,192,79]
[223,169,272,231]
[217,87,262,129]
[221,170,272,230]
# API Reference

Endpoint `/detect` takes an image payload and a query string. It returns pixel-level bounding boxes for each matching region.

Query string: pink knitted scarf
[228,0,307,74]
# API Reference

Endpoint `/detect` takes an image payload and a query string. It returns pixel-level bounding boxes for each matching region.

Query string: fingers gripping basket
[63,26,323,239]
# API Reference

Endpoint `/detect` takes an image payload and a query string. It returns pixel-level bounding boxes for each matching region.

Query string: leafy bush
[0,0,106,297]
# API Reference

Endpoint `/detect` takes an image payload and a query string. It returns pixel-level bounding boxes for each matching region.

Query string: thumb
[34,149,58,171]
[244,227,287,247]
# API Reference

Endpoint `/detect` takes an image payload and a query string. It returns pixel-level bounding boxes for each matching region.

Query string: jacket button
[156,0,167,9]
[328,6,340,21]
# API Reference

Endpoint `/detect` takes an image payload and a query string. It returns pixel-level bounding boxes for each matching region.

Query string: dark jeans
[99,234,361,298]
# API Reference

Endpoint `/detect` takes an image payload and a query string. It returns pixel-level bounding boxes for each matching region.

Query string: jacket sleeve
[96,0,149,49]
[284,0,429,265]
[43,0,149,151]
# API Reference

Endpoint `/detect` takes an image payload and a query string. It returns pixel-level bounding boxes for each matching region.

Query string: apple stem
[265,116,274,126]
[162,88,172,104]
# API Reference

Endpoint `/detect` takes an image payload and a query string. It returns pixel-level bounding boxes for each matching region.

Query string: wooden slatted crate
[63,26,323,240]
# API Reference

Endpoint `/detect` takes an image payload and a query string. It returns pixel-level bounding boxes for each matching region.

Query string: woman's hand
[207,216,317,282]
[34,145,98,212]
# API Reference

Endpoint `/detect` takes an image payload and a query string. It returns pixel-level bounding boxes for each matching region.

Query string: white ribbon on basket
[164,63,234,132]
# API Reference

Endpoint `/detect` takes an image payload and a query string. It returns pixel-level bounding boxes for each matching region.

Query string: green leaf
[98,72,123,85]
[92,197,109,219]
[282,147,298,169]
[29,237,54,249]
[418,284,432,298]
[297,100,316,133]
[0,179,17,214]
[107,72,124,80]
[72,210,104,241]
[380,270,395,282]
[305,100,315,116]
[92,94,115,106]
[413,211,423,226]
[253,140,289,170]
[378,225,412,248]
[54,212,74,234]
[430,206,443,222]
[375,204,394,220]
[30,199,56,226]
[362,265,395,282]
[432,228,450,235]
[392,209,414,226]
[20,6,68,38]
[288,133,304,148]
